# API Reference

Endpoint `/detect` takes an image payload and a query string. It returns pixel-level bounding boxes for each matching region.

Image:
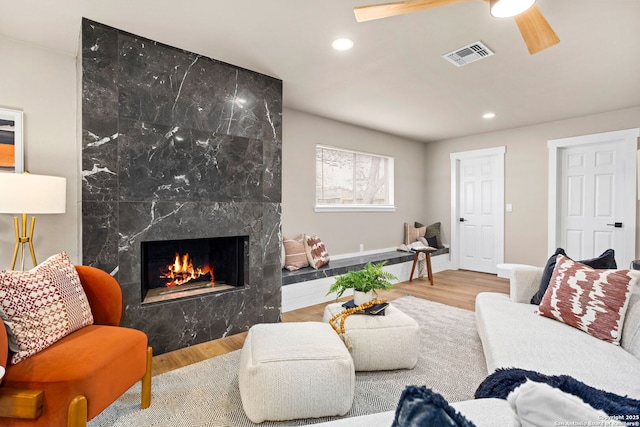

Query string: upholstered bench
[238,322,355,423]
[323,303,420,371]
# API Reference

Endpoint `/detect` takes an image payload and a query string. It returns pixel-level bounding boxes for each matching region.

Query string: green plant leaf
[326,261,398,297]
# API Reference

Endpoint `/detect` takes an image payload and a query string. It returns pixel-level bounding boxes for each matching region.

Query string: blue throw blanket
[475,368,640,417]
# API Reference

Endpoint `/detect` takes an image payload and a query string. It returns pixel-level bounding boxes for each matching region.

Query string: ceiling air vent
[443,41,494,67]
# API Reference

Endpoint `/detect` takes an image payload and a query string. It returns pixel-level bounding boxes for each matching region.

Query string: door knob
[459,218,467,222]
[606,222,623,228]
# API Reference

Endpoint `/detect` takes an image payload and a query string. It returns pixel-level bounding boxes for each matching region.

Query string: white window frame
[314,145,395,213]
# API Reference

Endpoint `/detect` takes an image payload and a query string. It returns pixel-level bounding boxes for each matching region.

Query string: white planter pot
[353,290,373,306]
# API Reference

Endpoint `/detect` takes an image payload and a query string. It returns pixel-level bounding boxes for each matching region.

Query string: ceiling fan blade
[354,0,472,23]
[513,5,560,54]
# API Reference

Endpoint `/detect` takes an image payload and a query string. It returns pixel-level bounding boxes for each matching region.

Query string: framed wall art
[0,108,24,173]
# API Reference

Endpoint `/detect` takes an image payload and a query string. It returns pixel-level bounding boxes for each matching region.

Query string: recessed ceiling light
[332,38,354,51]
[483,112,496,119]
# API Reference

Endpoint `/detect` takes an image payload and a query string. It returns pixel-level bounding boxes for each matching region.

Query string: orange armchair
[0,265,152,427]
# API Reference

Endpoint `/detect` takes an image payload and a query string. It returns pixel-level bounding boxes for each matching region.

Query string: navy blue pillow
[530,248,617,305]
[425,236,438,248]
[392,386,476,427]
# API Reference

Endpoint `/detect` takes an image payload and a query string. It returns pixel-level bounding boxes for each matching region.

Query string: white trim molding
[314,205,396,213]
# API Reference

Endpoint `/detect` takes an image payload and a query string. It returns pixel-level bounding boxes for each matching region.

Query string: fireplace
[82,19,282,354]
[141,236,249,304]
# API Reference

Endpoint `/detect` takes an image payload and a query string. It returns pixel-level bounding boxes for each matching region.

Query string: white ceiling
[2,0,639,142]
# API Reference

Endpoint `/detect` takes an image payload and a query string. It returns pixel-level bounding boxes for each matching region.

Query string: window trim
[314,204,396,213]
[315,145,395,213]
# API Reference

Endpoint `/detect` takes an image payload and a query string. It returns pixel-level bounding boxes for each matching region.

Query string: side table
[409,248,436,285]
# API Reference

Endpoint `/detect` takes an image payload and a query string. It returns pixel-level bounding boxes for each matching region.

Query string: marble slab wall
[81,19,282,354]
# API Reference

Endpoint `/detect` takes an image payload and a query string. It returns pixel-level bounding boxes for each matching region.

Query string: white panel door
[550,128,638,267]
[560,143,624,261]
[458,155,499,273]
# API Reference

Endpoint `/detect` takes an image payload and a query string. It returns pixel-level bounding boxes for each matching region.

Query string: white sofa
[315,264,640,426]
[476,265,640,399]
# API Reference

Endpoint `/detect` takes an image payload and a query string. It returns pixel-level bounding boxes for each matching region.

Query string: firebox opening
[141,235,248,304]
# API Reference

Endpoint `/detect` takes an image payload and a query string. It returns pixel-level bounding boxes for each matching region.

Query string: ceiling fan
[353,0,560,55]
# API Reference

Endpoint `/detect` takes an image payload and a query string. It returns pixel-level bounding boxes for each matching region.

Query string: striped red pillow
[538,254,639,344]
[283,235,309,271]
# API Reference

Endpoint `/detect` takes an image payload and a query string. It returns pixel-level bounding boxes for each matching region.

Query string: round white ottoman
[238,322,355,423]
[323,302,420,371]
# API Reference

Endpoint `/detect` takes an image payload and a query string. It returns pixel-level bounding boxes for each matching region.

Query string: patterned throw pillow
[0,252,94,364]
[283,235,309,271]
[538,255,639,345]
[303,234,330,269]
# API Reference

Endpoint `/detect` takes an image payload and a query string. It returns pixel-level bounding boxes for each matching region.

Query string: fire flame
[160,252,214,287]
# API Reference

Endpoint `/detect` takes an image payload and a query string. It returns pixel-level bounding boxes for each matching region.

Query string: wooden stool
[409,249,435,285]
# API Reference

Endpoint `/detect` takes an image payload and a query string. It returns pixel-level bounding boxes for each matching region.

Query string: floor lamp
[0,173,66,270]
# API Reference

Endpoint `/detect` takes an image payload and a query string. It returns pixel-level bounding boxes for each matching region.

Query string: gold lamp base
[11,213,37,271]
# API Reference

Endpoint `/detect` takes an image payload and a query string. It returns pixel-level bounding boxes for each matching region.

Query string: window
[315,145,395,212]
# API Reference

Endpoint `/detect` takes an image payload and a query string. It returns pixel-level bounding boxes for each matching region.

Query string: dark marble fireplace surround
[81,19,283,354]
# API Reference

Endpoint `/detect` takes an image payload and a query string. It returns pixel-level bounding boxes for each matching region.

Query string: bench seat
[282,248,449,286]
[281,248,450,312]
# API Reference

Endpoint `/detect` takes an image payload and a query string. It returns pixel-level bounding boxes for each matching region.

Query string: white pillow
[507,380,625,427]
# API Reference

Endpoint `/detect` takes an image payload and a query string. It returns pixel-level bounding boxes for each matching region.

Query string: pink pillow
[538,254,639,344]
[404,223,426,245]
[0,252,94,363]
[283,235,309,271]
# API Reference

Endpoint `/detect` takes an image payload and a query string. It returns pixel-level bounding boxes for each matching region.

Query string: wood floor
[151,269,509,376]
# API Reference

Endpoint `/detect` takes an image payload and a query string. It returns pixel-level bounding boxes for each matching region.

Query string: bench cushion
[282,250,416,285]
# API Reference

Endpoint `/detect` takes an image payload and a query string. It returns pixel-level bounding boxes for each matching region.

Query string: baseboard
[281,276,345,312]
[431,253,451,273]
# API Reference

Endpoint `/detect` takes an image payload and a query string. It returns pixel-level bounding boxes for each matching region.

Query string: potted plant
[326,261,398,305]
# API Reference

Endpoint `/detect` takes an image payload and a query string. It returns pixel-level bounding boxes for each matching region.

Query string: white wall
[3,34,638,270]
[424,107,640,267]
[282,108,426,255]
[0,36,78,269]
[0,39,428,271]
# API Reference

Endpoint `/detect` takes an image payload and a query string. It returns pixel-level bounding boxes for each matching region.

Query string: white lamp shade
[490,0,536,18]
[0,173,66,214]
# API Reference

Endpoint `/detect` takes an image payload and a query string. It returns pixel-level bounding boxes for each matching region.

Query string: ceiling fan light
[490,0,536,18]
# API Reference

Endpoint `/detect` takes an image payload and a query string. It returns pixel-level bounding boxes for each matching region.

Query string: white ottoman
[238,322,355,423]
[323,303,420,371]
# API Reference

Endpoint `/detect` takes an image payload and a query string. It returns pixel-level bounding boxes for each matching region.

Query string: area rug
[88,296,487,427]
